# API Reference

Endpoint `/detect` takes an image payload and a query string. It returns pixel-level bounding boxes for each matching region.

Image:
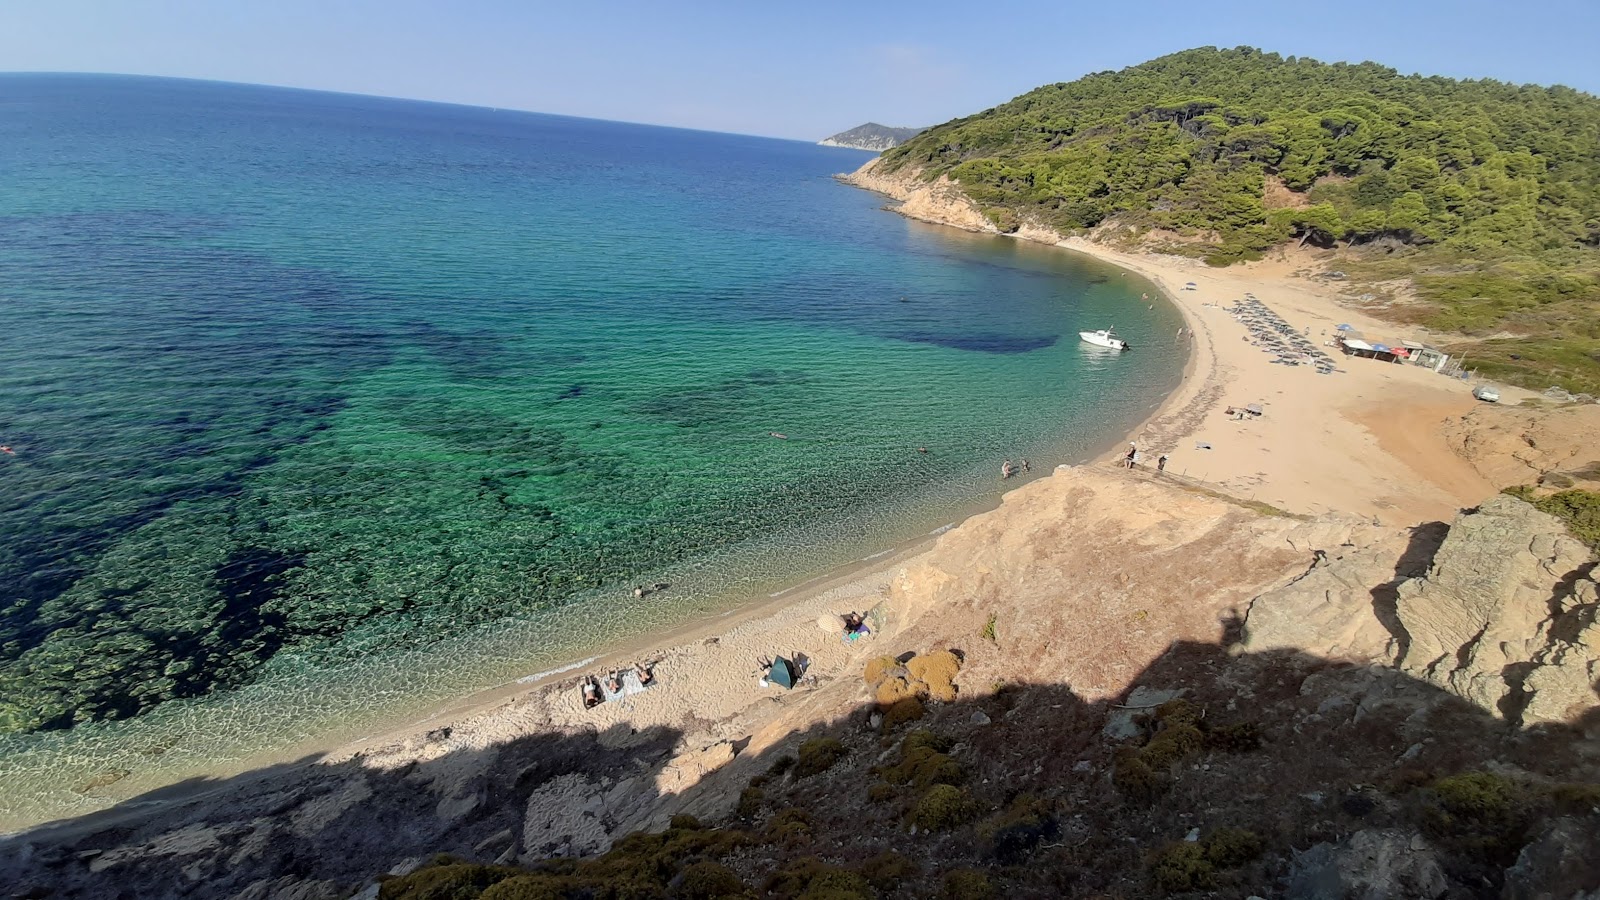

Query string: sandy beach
[1056,238,1497,525]
[8,164,1523,841]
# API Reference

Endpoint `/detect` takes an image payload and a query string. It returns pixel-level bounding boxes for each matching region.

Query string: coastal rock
[841,158,997,234]
[1285,828,1448,900]
[522,773,620,858]
[229,876,343,900]
[1440,404,1600,492]
[1239,538,1412,663]
[1394,495,1599,724]
[1502,816,1600,900]
[289,776,372,837]
[657,741,737,795]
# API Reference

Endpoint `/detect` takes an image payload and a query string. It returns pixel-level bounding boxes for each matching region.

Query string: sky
[3,0,1598,140]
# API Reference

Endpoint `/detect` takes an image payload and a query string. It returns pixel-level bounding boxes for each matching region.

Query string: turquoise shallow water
[0,74,1183,828]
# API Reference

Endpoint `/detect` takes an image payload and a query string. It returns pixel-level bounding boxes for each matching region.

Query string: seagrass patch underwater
[0,74,1182,828]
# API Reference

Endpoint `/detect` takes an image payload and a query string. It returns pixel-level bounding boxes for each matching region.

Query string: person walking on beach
[1157,454,1168,473]
[1124,444,1137,468]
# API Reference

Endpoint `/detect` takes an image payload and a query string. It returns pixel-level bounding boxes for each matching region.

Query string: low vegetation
[1502,486,1600,548]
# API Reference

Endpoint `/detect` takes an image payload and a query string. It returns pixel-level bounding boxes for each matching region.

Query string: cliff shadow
[10,628,1599,899]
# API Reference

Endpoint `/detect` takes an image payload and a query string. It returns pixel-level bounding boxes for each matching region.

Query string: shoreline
[0,223,1178,837]
[3,159,1494,839]
[838,157,1498,523]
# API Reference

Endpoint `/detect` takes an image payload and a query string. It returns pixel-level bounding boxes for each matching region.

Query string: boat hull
[1079,330,1129,351]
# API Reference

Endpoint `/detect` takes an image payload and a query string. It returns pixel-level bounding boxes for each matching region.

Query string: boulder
[1285,828,1447,900]
[1502,816,1600,900]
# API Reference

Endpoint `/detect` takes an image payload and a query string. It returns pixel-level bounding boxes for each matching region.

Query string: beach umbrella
[1371,343,1390,353]
[768,657,798,689]
[1335,324,1352,331]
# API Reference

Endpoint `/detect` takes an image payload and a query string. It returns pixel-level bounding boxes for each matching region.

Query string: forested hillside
[882,47,1600,392]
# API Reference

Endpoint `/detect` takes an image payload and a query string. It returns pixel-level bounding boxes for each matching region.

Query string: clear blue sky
[4,0,1597,140]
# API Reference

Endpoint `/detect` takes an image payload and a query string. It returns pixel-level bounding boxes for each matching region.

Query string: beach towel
[599,669,653,704]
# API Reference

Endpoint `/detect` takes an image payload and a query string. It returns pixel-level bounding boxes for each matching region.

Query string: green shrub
[1204,721,1263,752]
[767,754,796,778]
[907,650,962,703]
[858,850,918,893]
[479,874,574,900]
[882,697,927,732]
[875,676,922,705]
[763,808,813,847]
[1112,748,1167,802]
[1153,699,1202,727]
[1422,771,1532,863]
[980,614,997,643]
[764,857,873,900]
[867,783,898,803]
[941,868,996,900]
[736,786,765,819]
[380,861,523,900]
[863,656,901,686]
[985,793,1058,863]
[878,737,963,790]
[1550,782,1600,814]
[795,737,847,778]
[1150,842,1216,893]
[903,729,954,755]
[1140,723,1203,769]
[672,861,750,899]
[1519,488,1600,548]
[670,814,704,831]
[1203,827,1264,866]
[911,784,977,831]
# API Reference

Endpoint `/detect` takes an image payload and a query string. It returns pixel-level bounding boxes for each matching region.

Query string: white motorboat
[1079,327,1130,351]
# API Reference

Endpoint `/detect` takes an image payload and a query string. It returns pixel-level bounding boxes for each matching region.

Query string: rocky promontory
[818,123,924,152]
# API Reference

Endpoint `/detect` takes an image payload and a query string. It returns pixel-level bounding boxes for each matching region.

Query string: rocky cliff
[1244,494,1600,727]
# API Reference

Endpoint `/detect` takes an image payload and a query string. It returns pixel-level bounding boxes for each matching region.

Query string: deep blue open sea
[0,74,1183,829]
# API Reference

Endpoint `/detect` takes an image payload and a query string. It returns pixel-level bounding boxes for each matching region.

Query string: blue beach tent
[769,657,799,689]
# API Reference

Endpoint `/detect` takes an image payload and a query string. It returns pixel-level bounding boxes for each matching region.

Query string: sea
[0,74,1184,830]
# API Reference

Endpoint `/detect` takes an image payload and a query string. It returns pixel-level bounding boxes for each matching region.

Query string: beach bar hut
[1401,340,1450,372]
[1337,337,1402,363]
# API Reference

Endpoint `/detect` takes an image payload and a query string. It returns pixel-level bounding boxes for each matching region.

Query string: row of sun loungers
[1224,295,1339,375]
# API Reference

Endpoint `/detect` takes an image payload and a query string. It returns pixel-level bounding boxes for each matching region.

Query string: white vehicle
[1472,385,1500,403]
[1079,327,1130,351]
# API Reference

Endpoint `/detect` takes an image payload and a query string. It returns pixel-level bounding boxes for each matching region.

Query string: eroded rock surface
[1394,495,1599,724]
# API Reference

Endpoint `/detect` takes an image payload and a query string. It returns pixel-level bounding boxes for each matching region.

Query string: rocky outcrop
[1503,816,1600,900]
[1238,538,1417,663]
[1441,404,1600,492]
[839,158,999,234]
[1394,495,1599,725]
[1286,826,1452,896]
[1241,494,1599,727]
[1285,829,1448,900]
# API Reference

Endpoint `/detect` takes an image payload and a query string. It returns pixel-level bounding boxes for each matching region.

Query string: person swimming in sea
[0,446,13,455]
[769,432,788,439]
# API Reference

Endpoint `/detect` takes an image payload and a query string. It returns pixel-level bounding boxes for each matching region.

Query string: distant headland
[818,122,925,152]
